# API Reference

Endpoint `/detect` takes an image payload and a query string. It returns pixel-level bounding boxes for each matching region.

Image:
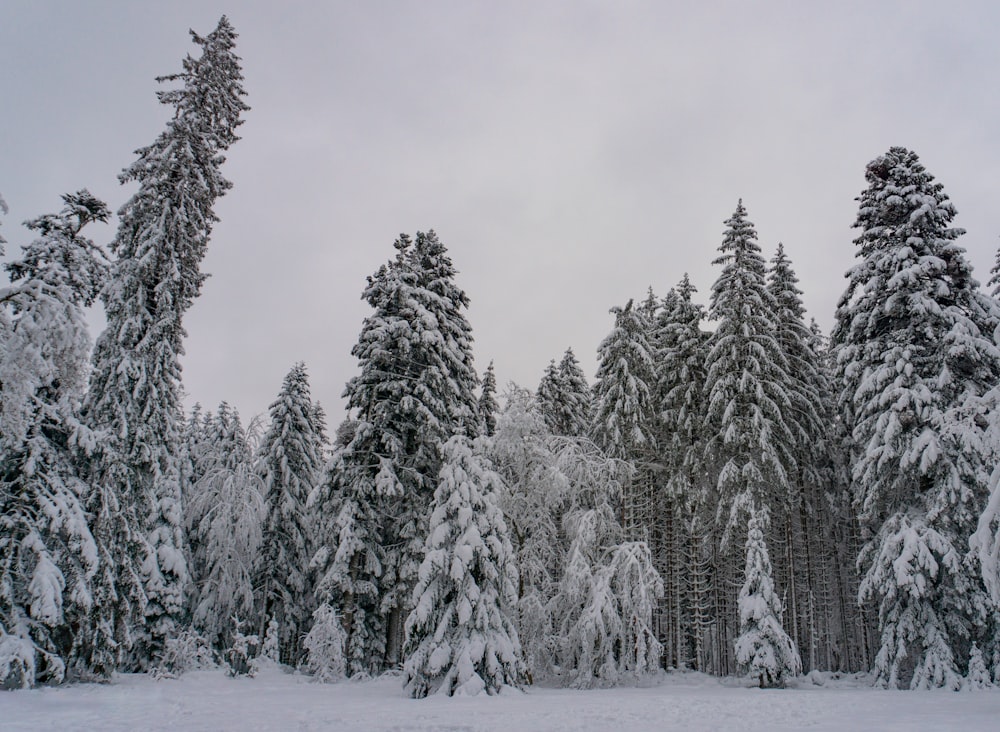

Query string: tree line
[3,16,1000,695]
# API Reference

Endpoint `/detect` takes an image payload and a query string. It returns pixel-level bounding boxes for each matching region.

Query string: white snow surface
[4,668,999,731]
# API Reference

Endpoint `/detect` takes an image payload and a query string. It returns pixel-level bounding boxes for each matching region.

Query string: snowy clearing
[4,669,999,732]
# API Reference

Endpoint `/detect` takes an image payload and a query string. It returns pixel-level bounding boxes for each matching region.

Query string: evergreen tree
[317,231,480,673]
[81,16,249,671]
[833,147,1000,688]
[591,301,657,538]
[557,348,592,438]
[651,274,710,670]
[704,200,793,537]
[536,359,562,434]
[403,436,525,697]
[537,349,592,438]
[478,361,499,437]
[255,362,327,665]
[0,192,109,686]
[734,507,801,688]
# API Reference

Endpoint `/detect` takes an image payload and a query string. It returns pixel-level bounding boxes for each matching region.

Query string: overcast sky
[4,1,1000,425]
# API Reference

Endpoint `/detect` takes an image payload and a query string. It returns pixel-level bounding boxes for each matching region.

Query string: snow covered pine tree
[80,16,249,674]
[256,363,327,665]
[403,436,525,697]
[0,192,109,687]
[833,147,1000,689]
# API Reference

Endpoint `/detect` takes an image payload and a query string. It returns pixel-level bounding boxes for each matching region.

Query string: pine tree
[255,362,327,665]
[591,301,657,538]
[478,361,499,437]
[557,348,592,438]
[833,147,1000,688]
[704,200,793,534]
[536,359,562,434]
[537,349,592,438]
[80,16,249,671]
[403,436,525,697]
[765,244,830,670]
[734,507,801,688]
[317,231,480,674]
[0,192,109,686]
[651,274,710,671]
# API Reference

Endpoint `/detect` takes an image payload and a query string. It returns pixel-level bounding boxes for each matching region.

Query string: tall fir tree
[255,362,327,665]
[703,201,798,676]
[650,274,710,670]
[704,200,793,536]
[833,147,1000,688]
[591,301,657,538]
[0,192,109,686]
[317,231,479,674]
[80,17,248,672]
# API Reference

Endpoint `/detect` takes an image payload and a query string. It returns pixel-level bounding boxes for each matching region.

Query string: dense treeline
[2,17,1000,696]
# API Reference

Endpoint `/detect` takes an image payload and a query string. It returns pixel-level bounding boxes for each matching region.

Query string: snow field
[4,669,1000,732]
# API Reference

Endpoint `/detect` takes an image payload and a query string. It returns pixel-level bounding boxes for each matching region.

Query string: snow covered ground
[4,668,999,731]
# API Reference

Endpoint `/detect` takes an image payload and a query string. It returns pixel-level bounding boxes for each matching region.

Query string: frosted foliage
[538,350,592,439]
[189,407,264,650]
[656,274,709,500]
[971,462,1000,606]
[964,643,993,690]
[478,361,499,437]
[487,387,569,679]
[304,603,347,683]
[859,512,962,689]
[403,436,525,698]
[0,192,106,686]
[735,510,800,688]
[552,439,662,688]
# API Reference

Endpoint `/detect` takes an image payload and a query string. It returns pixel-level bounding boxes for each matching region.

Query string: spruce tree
[704,200,793,536]
[0,192,109,686]
[536,359,562,434]
[557,348,592,438]
[81,16,249,671]
[734,507,801,688]
[591,301,657,538]
[537,349,592,438]
[318,231,480,673]
[652,274,710,670]
[403,436,525,697]
[255,362,327,665]
[833,147,1000,688]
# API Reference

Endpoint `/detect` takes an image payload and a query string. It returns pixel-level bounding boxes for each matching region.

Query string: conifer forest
[5,15,1000,706]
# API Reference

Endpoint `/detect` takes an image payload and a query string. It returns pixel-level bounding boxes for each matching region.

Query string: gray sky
[4,1,1000,425]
